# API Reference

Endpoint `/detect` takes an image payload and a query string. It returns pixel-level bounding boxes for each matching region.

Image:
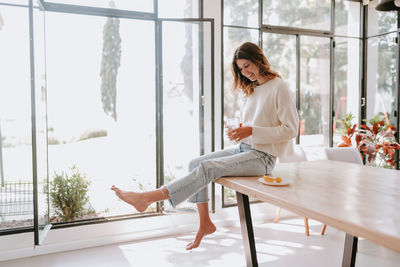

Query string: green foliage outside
[47,136,60,145]
[100,1,121,121]
[336,112,355,136]
[44,166,93,221]
[300,91,322,134]
[78,129,107,141]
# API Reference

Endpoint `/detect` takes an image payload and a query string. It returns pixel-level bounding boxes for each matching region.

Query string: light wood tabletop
[215,160,400,254]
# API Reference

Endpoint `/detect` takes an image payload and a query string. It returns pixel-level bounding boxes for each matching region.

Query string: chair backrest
[279,145,307,163]
[324,147,363,165]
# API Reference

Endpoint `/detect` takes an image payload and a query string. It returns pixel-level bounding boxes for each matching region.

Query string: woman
[111,42,299,250]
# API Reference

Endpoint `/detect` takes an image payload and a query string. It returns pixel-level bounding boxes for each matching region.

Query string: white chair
[324,147,363,165]
[278,145,308,163]
[321,147,363,235]
[276,145,317,236]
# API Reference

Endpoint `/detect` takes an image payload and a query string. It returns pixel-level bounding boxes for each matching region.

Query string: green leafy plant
[338,113,400,167]
[44,166,92,221]
[336,112,356,137]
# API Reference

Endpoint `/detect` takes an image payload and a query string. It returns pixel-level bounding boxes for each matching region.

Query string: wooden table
[214,160,400,267]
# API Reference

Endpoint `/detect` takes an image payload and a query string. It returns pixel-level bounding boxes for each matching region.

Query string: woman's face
[236,59,260,82]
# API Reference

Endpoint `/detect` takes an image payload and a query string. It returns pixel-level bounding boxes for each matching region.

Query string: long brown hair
[232,42,281,97]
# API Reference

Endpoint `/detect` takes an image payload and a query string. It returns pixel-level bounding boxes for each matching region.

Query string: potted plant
[338,113,400,168]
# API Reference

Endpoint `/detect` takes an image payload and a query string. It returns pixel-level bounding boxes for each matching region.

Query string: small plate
[258,177,293,186]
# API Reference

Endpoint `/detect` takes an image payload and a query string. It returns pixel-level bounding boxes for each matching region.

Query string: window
[299,36,331,147]
[45,12,157,219]
[41,0,153,13]
[262,0,331,31]
[262,33,296,95]
[223,27,258,149]
[224,0,258,28]
[162,20,204,210]
[367,33,397,125]
[335,0,361,37]
[367,0,397,37]
[0,5,33,230]
[0,0,214,234]
[333,37,360,146]
[158,0,199,18]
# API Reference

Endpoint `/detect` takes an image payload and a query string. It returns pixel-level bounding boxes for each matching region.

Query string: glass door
[159,19,214,210]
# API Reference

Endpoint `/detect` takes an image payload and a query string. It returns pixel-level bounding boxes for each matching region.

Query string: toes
[186,242,195,250]
[186,239,200,250]
[111,186,121,193]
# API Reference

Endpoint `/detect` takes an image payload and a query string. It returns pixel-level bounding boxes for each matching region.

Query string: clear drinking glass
[226,117,240,129]
[225,117,240,144]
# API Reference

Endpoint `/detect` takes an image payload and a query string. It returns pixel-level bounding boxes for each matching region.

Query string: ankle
[159,187,170,200]
[199,218,214,226]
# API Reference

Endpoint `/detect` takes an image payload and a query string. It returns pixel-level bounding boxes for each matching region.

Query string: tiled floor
[3,217,400,267]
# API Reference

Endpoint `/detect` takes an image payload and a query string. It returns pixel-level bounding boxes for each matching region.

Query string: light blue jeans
[164,143,276,207]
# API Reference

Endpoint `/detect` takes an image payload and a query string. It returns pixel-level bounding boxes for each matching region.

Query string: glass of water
[226,117,240,144]
[226,117,240,129]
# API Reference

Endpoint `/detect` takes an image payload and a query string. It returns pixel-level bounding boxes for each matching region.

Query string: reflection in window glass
[262,33,296,95]
[299,36,330,147]
[224,0,258,27]
[158,0,198,18]
[42,0,153,12]
[0,5,33,230]
[45,13,156,221]
[162,21,202,209]
[367,33,397,126]
[335,0,360,37]
[367,0,397,37]
[263,0,331,31]
[333,37,360,146]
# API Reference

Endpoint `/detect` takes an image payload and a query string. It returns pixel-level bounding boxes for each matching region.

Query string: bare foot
[111,185,150,212]
[186,222,216,250]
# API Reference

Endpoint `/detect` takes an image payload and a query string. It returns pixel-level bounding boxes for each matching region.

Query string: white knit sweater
[240,78,299,157]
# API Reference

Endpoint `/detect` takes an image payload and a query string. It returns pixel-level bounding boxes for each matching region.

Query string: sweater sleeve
[252,82,299,144]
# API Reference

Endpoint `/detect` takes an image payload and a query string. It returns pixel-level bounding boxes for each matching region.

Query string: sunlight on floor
[3,217,400,267]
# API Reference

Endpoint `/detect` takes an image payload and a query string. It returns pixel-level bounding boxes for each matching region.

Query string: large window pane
[0,5,33,230]
[45,12,156,221]
[333,37,360,146]
[158,0,199,18]
[224,0,258,27]
[335,0,360,37]
[368,0,397,37]
[263,0,331,31]
[223,27,258,204]
[42,0,153,12]
[223,27,258,149]
[299,36,330,147]
[262,33,296,95]
[367,33,397,125]
[162,21,203,209]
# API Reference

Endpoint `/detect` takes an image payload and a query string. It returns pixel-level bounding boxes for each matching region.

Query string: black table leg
[342,233,358,267]
[236,191,258,267]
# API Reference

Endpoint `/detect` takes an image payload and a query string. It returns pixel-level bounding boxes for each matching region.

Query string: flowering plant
[338,113,400,167]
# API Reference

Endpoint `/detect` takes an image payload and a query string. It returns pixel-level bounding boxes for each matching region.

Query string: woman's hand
[226,126,252,142]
